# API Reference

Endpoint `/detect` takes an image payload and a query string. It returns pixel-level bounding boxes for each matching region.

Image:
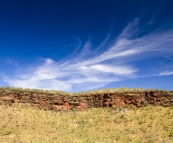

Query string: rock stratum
[0,87,173,110]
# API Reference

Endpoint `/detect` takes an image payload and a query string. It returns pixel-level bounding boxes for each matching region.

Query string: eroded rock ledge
[0,88,173,110]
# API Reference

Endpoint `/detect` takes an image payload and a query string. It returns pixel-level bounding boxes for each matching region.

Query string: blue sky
[0,0,173,92]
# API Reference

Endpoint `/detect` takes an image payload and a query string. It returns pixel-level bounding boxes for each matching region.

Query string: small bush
[170,130,173,137]
[0,129,12,136]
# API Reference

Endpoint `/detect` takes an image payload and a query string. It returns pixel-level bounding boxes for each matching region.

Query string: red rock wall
[0,89,173,110]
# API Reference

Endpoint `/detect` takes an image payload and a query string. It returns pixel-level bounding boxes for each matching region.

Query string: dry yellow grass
[0,104,173,143]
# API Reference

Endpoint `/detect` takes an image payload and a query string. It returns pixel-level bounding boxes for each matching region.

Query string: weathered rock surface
[0,88,173,110]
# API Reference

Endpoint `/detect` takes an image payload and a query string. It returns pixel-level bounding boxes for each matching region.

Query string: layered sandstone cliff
[0,88,173,110]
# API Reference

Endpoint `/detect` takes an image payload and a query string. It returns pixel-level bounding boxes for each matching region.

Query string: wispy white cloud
[2,18,173,91]
[3,59,72,91]
[4,59,19,67]
[86,64,136,75]
[95,34,111,52]
[2,58,135,91]
[159,71,173,76]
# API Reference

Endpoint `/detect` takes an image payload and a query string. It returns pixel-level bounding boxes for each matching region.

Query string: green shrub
[170,130,173,137]
[0,129,12,136]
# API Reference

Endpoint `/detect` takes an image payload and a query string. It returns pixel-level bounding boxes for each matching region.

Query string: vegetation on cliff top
[0,86,172,97]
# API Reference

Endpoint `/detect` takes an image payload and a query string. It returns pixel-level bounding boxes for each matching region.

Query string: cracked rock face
[0,89,173,110]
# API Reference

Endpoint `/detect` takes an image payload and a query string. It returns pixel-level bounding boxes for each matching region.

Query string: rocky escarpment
[0,88,173,110]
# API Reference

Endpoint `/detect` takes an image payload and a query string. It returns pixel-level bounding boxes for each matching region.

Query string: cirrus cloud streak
[2,19,173,91]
